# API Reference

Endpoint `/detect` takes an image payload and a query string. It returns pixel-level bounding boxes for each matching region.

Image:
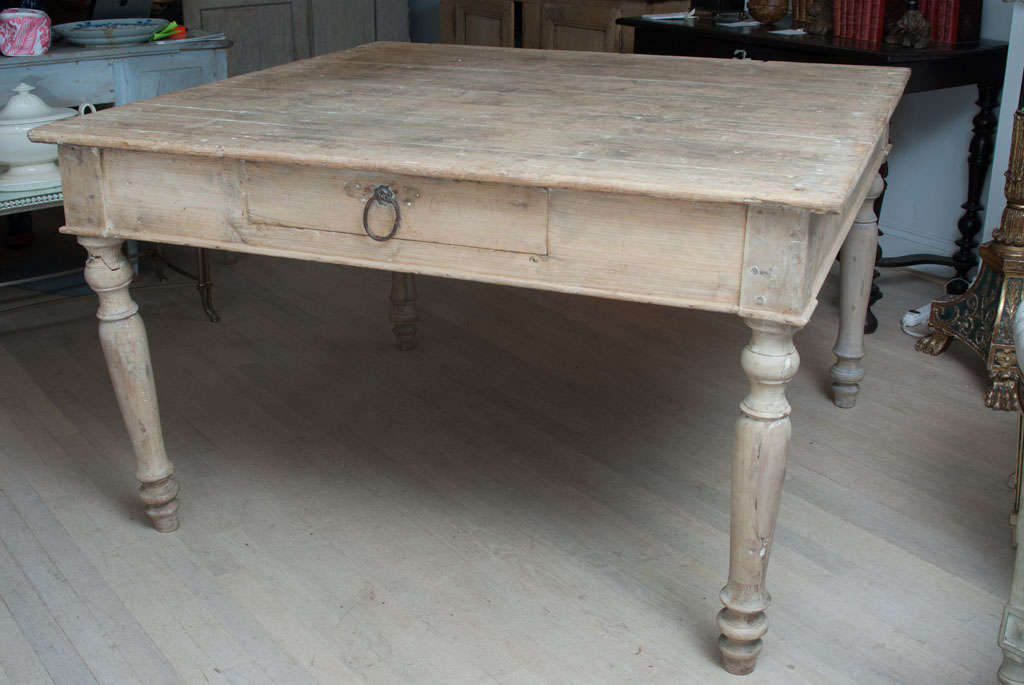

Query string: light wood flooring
[0,232,1016,683]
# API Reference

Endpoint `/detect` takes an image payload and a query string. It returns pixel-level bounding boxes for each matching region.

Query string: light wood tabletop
[33,41,908,676]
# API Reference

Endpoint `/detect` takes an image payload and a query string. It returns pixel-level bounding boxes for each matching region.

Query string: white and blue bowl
[52,18,169,47]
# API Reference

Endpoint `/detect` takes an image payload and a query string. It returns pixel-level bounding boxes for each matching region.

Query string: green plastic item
[150,21,179,41]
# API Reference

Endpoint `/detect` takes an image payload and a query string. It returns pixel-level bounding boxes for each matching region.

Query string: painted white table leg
[830,174,885,408]
[1001,305,1024,683]
[999,512,1024,684]
[718,318,800,675]
[389,272,419,351]
[80,237,179,532]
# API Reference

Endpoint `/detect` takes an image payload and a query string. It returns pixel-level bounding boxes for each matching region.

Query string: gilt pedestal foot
[915,331,952,355]
[917,243,1024,411]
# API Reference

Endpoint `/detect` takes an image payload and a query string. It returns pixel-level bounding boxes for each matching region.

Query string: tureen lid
[0,84,77,125]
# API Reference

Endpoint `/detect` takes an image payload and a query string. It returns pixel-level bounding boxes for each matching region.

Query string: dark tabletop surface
[619,16,1008,91]
[619,15,1008,64]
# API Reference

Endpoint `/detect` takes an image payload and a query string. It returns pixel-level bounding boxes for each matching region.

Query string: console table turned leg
[719,319,799,675]
[389,272,419,351]
[80,236,179,532]
[951,82,1001,294]
[865,162,888,335]
[831,174,884,408]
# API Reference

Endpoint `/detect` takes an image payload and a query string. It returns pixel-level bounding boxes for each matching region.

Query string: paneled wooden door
[538,2,623,52]
[184,0,410,75]
[441,0,515,47]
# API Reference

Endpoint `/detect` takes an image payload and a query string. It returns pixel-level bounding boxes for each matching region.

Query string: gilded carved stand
[917,87,1024,412]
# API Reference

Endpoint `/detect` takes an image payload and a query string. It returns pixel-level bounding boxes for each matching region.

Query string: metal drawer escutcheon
[362,184,401,241]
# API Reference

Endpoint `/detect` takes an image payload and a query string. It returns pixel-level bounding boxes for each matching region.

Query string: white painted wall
[860,0,1015,274]
[983,2,1024,243]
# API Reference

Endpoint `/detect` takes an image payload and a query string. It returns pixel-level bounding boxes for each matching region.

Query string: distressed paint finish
[40,43,910,675]
[79,236,179,532]
[830,174,885,408]
[718,318,799,675]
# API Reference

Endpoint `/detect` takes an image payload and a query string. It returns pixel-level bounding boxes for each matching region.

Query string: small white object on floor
[642,10,696,19]
[901,303,931,338]
[770,28,807,35]
[718,20,761,27]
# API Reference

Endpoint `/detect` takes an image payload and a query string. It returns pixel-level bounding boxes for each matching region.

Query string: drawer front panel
[245,162,549,255]
[78,148,746,320]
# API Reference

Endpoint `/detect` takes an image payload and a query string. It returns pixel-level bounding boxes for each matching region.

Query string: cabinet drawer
[245,162,549,255]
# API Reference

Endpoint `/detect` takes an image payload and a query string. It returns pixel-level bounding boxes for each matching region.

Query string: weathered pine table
[32,42,908,676]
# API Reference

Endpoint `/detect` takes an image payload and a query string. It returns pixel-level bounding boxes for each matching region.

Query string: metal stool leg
[196,248,220,323]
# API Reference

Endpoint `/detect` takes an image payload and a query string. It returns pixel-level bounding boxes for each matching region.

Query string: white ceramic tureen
[0,83,78,191]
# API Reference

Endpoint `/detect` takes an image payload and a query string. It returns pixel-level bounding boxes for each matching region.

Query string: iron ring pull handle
[362,184,401,241]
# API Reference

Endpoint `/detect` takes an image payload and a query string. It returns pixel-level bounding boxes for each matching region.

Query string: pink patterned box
[0,8,51,57]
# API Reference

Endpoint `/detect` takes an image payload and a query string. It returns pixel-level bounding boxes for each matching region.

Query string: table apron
[57,144,876,325]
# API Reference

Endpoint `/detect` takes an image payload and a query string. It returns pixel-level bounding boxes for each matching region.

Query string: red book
[834,0,845,37]
[866,0,880,41]
[857,0,868,39]
[946,0,962,42]
[873,0,885,41]
[918,0,937,41]
[920,0,963,43]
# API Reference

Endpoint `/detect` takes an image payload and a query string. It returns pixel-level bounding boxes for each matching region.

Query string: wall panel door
[185,0,409,75]
[540,2,621,52]
[447,0,515,47]
[184,0,310,75]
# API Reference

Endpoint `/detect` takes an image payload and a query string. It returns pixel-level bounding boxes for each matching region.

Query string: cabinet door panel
[184,0,309,75]
[540,3,621,52]
[185,0,407,74]
[453,0,515,47]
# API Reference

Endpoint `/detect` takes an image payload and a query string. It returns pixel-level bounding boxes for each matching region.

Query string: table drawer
[244,162,549,255]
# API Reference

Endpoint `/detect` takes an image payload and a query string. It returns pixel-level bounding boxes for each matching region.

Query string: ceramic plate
[52,18,169,46]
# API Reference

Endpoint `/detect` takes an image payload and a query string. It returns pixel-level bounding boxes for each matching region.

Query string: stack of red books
[872,0,983,43]
[833,0,887,43]
[917,0,982,43]
[918,0,958,43]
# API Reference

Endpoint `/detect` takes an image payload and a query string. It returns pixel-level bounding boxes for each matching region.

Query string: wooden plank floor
[0,236,1015,683]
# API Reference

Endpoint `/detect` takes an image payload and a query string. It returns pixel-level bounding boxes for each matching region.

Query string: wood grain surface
[32,41,908,213]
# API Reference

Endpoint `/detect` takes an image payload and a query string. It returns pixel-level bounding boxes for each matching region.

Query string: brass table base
[916,242,1024,411]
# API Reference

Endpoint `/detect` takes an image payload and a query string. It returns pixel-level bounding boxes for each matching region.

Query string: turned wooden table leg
[830,174,884,408]
[389,272,419,351]
[718,318,800,675]
[80,237,179,532]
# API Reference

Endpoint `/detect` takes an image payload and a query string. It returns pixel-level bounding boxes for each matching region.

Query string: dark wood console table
[619,15,1008,331]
